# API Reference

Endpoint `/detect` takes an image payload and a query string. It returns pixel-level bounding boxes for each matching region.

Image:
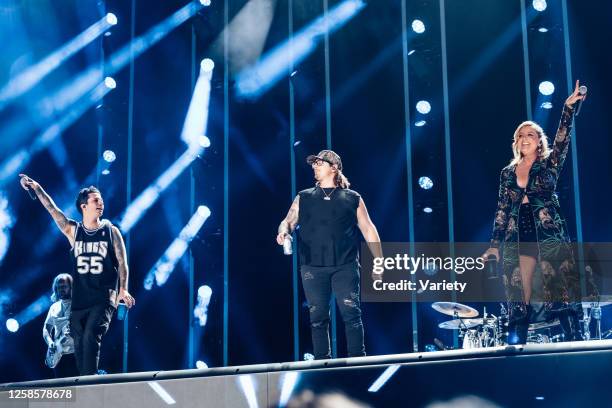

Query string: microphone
[27,188,37,201]
[485,254,499,279]
[575,85,587,117]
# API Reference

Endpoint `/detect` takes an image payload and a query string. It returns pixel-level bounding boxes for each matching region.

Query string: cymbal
[432,302,479,318]
[438,318,483,330]
[581,301,612,308]
[528,319,560,331]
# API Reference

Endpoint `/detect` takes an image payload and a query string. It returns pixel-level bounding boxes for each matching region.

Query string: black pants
[300,261,365,359]
[53,353,79,378]
[70,303,115,375]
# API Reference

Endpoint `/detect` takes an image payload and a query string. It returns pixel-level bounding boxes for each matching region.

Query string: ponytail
[335,170,350,189]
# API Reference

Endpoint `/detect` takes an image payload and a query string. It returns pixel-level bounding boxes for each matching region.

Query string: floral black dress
[490,104,585,315]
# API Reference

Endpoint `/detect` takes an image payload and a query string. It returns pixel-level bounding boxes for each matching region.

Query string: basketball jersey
[70,220,118,310]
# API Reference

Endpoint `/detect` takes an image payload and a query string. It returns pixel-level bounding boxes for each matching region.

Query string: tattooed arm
[111,225,135,308]
[276,195,300,245]
[19,174,76,245]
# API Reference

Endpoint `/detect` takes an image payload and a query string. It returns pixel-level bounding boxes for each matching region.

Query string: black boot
[508,304,530,345]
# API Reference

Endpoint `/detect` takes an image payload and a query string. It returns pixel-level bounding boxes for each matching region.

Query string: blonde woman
[484,80,587,344]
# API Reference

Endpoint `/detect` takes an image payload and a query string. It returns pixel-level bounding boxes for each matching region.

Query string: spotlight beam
[0,79,116,187]
[118,146,204,233]
[0,1,208,181]
[11,295,52,329]
[144,206,211,289]
[235,0,366,99]
[181,59,214,146]
[0,13,116,109]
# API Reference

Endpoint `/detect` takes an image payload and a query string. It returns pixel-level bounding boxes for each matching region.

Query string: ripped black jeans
[300,261,365,359]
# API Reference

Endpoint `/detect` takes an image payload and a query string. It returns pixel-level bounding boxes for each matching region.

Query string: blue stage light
[0,79,116,187]
[416,100,431,114]
[104,77,117,89]
[0,0,208,185]
[144,206,211,289]
[200,58,215,73]
[194,285,212,326]
[6,318,19,333]
[411,19,425,34]
[147,382,176,405]
[238,375,259,408]
[538,81,555,96]
[119,147,205,233]
[415,120,427,127]
[235,0,366,99]
[0,192,15,264]
[368,365,401,392]
[540,102,553,109]
[532,0,547,12]
[199,0,212,6]
[0,14,116,109]
[196,360,208,369]
[423,207,433,213]
[199,135,211,148]
[418,176,433,190]
[181,59,215,147]
[103,150,116,163]
[538,27,548,33]
[106,13,118,26]
[279,372,300,407]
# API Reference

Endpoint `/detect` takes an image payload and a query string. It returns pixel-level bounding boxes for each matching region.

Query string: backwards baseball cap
[306,150,343,171]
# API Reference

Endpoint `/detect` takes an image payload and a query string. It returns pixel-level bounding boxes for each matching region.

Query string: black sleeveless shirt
[297,187,361,267]
[70,220,118,310]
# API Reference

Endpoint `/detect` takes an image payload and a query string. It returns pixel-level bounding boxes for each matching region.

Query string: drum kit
[432,301,612,349]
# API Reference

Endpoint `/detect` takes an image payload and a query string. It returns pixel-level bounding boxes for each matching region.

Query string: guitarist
[43,274,78,377]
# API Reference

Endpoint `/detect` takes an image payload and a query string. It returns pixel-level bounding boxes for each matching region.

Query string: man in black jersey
[276,150,382,359]
[19,174,135,375]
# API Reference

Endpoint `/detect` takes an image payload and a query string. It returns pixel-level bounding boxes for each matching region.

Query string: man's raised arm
[19,174,76,245]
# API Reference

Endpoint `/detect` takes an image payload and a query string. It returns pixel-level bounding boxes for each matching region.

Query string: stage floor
[2,339,612,407]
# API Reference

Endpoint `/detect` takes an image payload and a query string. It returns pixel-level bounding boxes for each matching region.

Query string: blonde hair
[509,121,552,166]
[50,273,72,302]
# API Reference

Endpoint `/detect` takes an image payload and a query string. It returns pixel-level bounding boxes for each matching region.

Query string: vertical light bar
[400,0,418,353]
[520,0,533,120]
[439,0,458,348]
[124,0,137,373]
[223,0,230,368]
[323,0,337,359]
[289,0,300,362]
[188,19,198,370]
[561,0,586,299]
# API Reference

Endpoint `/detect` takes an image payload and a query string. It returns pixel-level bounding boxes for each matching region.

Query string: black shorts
[518,203,539,258]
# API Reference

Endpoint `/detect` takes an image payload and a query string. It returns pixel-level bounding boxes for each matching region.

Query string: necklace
[82,221,103,236]
[320,186,337,201]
